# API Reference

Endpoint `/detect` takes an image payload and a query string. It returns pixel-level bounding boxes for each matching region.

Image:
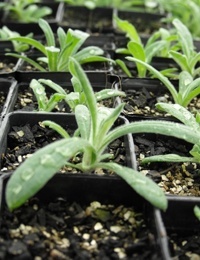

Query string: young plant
[126,57,200,107]
[30,77,126,112]
[0,0,52,23]
[0,26,33,53]
[6,59,200,212]
[156,0,200,38]
[114,16,173,77]
[168,18,200,78]
[6,18,113,72]
[142,102,200,164]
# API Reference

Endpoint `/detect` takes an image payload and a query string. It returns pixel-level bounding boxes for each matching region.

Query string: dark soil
[133,132,200,196]
[168,231,200,259]
[0,197,160,259]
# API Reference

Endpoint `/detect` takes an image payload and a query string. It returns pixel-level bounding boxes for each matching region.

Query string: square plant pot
[114,9,168,36]
[161,196,200,258]
[0,172,169,259]
[114,77,179,120]
[60,6,114,33]
[0,112,136,174]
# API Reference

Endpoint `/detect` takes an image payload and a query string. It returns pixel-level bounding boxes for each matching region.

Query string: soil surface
[0,198,161,259]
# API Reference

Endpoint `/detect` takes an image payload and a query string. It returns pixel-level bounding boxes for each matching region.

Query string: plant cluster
[0,0,52,23]
[2,1,200,219]
[7,18,113,72]
[0,26,33,53]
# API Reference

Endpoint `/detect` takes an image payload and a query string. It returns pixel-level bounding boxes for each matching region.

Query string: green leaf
[42,120,70,138]
[169,50,191,73]
[115,59,132,77]
[114,16,141,44]
[100,162,167,211]
[178,71,193,97]
[6,138,90,210]
[45,46,60,71]
[38,18,55,47]
[38,79,66,95]
[127,41,146,77]
[29,79,47,110]
[102,120,200,151]
[145,40,167,64]
[126,57,178,102]
[68,57,97,142]
[75,105,91,140]
[194,205,200,221]
[155,103,199,130]
[95,89,126,101]
[172,18,194,59]
[45,93,66,112]
[190,144,200,162]
[142,154,196,164]
[6,53,46,72]
[8,36,46,55]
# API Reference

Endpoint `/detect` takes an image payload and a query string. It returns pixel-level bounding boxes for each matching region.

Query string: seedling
[114,16,176,77]
[0,0,52,23]
[0,26,33,53]
[126,57,200,107]
[6,19,113,72]
[6,59,200,212]
[30,78,125,112]
[168,19,200,78]
[157,0,200,38]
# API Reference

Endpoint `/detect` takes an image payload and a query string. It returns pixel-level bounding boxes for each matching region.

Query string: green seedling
[168,18,200,78]
[6,59,200,212]
[6,19,113,72]
[0,0,52,23]
[126,57,200,107]
[0,26,33,53]
[30,78,125,112]
[114,16,177,77]
[156,0,200,38]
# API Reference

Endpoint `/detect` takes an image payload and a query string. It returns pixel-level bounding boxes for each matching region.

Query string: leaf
[29,79,47,111]
[6,138,90,210]
[6,53,46,72]
[45,46,60,71]
[68,57,97,142]
[190,144,200,162]
[155,103,199,130]
[95,89,126,101]
[178,71,193,97]
[38,18,55,47]
[42,120,70,138]
[142,154,196,164]
[194,205,200,221]
[169,50,191,73]
[75,105,91,140]
[8,36,46,55]
[100,162,167,211]
[115,59,132,77]
[145,40,167,64]
[172,18,194,59]
[38,79,66,95]
[45,93,66,112]
[127,41,146,77]
[125,57,178,102]
[114,16,141,44]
